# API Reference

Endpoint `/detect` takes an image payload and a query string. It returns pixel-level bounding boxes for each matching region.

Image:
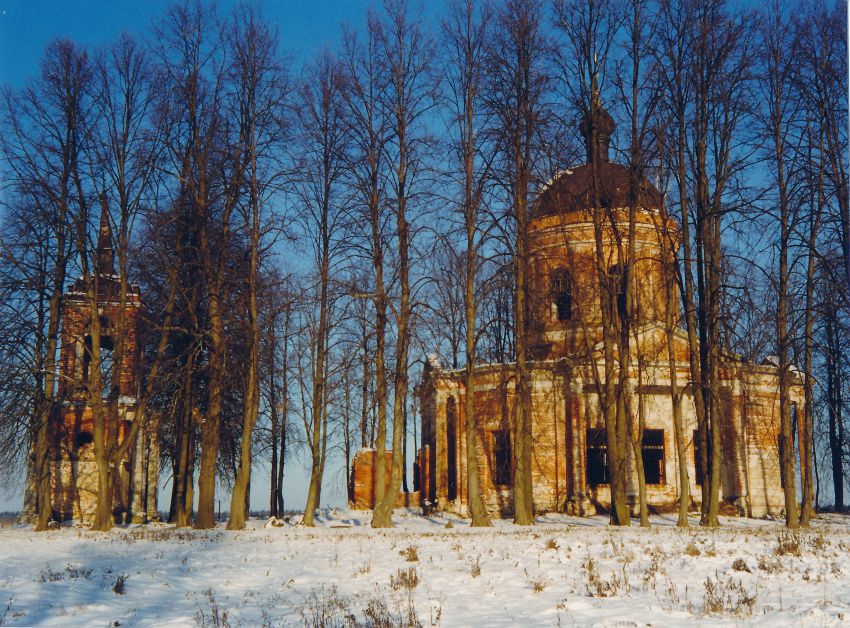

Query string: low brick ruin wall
[349,449,420,510]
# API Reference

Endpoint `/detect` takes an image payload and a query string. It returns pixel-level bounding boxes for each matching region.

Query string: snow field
[0,510,848,627]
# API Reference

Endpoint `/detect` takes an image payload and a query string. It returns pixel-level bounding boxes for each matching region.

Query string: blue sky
[0,0,378,88]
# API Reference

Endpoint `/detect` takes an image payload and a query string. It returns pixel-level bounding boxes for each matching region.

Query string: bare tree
[90,32,164,525]
[373,0,436,528]
[655,122,691,526]
[820,262,848,510]
[442,0,494,527]
[293,51,349,527]
[796,0,846,522]
[341,11,391,514]
[1,40,90,530]
[655,0,713,524]
[797,0,849,514]
[757,0,801,528]
[486,0,551,526]
[613,0,665,528]
[152,1,228,529]
[0,193,49,514]
[554,0,631,526]
[227,3,288,531]
[266,277,294,517]
[690,0,752,527]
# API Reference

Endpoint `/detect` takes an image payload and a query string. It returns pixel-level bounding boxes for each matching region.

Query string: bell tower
[50,196,154,523]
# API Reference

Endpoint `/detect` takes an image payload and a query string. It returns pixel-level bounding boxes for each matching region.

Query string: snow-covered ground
[0,510,848,627]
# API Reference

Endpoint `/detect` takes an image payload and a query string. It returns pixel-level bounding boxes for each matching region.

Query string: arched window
[551,268,573,321]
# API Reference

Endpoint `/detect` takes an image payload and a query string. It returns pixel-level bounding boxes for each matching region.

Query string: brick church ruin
[46,198,159,524]
[408,108,804,519]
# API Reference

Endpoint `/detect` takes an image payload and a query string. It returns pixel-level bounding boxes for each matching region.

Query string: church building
[415,108,803,519]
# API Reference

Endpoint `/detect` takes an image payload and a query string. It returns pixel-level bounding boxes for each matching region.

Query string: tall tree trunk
[512,136,534,526]
[228,79,264,529]
[360,324,371,449]
[269,321,279,517]
[196,289,224,529]
[656,126,690,526]
[34,263,65,531]
[301,326,328,528]
[372,2,430,527]
[443,0,492,527]
[662,206,690,526]
[677,129,707,521]
[277,305,290,515]
[372,155,410,529]
[763,3,799,528]
[371,179,389,519]
[825,300,844,511]
[174,361,195,528]
[800,123,825,525]
[302,272,328,527]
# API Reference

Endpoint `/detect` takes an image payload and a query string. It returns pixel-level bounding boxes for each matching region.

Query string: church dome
[533,103,662,219]
[534,162,663,218]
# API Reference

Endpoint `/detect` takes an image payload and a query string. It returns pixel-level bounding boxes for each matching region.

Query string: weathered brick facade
[416,351,801,519]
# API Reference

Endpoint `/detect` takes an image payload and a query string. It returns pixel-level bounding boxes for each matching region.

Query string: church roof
[533,162,663,218]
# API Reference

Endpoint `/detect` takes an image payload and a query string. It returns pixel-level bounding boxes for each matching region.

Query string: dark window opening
[586,428,609,486]
[446,397,457,501]
[551,268,573,321]
[74,430,93,448]
[428,440,437,503]
[608,264,628,321]
[642,429,665,485]
[492,430,511,486]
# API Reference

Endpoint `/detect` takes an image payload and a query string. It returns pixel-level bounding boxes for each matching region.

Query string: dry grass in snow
[0,509,847,626]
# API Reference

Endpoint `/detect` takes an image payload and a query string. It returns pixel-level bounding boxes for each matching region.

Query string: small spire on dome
[579,100,616,165]
[96,193,115,276]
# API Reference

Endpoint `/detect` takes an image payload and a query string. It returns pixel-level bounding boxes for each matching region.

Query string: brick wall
[349,449,420,510]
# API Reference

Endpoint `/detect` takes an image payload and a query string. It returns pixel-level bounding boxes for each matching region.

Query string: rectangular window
[642,429,665,485]
[491,430,511,486]
[586,428,609,486]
